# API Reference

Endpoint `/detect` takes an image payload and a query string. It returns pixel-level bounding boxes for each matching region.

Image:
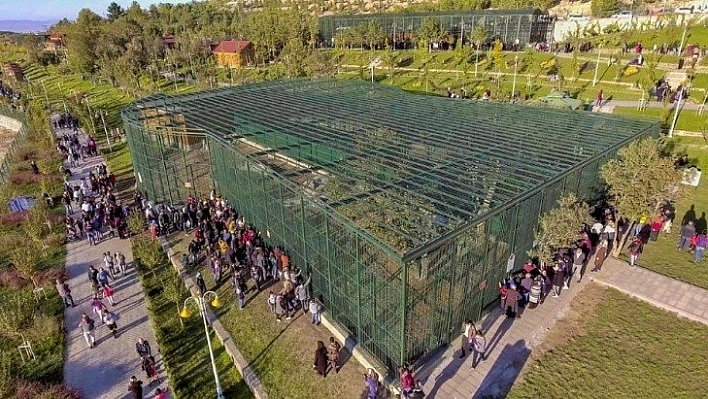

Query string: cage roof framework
[126,79,658,258]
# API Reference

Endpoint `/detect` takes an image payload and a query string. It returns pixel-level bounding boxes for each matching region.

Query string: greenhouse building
[122,79,659,373]
[319,8,555,47]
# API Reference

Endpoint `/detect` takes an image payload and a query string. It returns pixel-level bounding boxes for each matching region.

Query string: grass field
[167,234,374,399]
[613,106,707,132]
[135,248,253,398]
[509,283,708,398]
[621,137,708,290]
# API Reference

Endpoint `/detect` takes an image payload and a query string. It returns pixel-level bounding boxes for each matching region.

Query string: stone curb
[158,237,268,399]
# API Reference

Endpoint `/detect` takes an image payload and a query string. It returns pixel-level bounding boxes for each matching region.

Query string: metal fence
[122,80,660,374]
[319,8,555,47]
[0,105,29,187]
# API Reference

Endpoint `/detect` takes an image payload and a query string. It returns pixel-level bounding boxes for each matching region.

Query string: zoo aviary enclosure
[122,79,659,373]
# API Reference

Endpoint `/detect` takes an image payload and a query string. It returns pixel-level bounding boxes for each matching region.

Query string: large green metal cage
[122,79,659,373]
[318,8,554,46]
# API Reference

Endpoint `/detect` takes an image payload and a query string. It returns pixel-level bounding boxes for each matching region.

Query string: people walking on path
[79,313,96,348]
[128,376,143,399]
[103,284,116,306]
[678,221,696,251]
[469,325,487,370]
[56,279,75,307]
[104,310,118,338]
[592,239,609,272]
[327,336,341,375]
[136,338,152,359]
[458,319,474,358]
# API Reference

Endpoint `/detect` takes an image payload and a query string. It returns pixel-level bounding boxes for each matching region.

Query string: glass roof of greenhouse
[125,79,658,256]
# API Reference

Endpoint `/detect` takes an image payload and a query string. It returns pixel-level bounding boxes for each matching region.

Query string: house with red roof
[211,40,255,68]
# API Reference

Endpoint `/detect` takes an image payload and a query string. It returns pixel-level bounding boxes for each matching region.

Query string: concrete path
[59,125,167,398]
[416,271,592,398]
[591,257,708,326]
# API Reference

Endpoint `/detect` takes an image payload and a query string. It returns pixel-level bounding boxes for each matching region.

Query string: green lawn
[167,235,370,399]
[613,107,707,132]
[135,246,252,398]
[510,283,708,398]
[626,137,708,290]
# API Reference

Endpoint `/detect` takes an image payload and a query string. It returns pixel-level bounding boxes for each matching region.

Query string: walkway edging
[158,237,268,399]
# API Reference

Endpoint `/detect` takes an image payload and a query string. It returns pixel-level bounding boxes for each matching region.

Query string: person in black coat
[313,341,328,377]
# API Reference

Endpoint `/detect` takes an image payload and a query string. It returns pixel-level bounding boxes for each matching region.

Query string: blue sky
[0,0,193,21]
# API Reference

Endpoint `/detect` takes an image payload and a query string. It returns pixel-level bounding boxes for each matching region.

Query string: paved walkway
[591,257,708,326]
[59,125,167,398]
[416,272,592,398]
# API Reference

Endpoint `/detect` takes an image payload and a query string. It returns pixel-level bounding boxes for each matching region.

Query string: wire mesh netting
[122,79,659,373]
[319,8,555,45]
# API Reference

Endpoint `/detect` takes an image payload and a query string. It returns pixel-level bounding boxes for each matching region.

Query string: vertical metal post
[157,135,174,204]
[323,217,334,308]
[299,197,310,277]
[668,86,684,138]
[355,235,363,343]
[400,260,408,365]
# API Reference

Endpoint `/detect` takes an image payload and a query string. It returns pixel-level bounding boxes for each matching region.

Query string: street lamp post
[592,46,602,86]
[511,55,519,102]
[668,86,685,138]
[96,110,112,151]
[180,291,224,399]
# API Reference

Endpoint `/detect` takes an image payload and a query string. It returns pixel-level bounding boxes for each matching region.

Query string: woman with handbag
[469,325,487,370]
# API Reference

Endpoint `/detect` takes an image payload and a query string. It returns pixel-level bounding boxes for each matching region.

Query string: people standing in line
[309,298,322,325]
[295,274,311,314]
[678,221,696,251]
[195,272,207,295]
[55,279,75,307]
[571,247,586,285]
[116,252,127,274]
[399,366,416,399]
[327,336,341,375]
[364,368,379,399]
[104,252,116,279]
[592,239,609,272]
[552,265,565,297]
[695,232,707,262]
[504,284,520,318]
[313,340,328,377]
[458,319,474,358]
[79,313,96,348]
[128,376,143,399]
[628,236,644,267]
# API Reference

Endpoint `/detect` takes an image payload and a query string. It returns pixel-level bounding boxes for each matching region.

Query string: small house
[212,40,255,68]
[44,34,65,52]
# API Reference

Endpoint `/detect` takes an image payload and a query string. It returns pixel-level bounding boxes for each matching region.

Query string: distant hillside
[0,20,58,33]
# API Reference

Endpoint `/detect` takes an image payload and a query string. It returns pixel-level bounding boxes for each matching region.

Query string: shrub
[10,171,43,186]
[0,211,28,229]
[13,380,80,399]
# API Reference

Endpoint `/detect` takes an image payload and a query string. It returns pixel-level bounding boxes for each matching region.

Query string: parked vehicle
[675,6,694,14]
[611,11,633,18]
[568,13,589,21]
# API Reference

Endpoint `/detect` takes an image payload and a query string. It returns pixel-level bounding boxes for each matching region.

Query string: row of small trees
[531,138,683,262]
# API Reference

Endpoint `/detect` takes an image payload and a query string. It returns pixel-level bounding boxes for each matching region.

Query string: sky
[0,0,194,21]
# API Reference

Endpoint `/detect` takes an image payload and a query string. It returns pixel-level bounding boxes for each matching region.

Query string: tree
[469,25,488,77]
[417,17,447,53]
[106,2,125,21]
[591,0,620,18]
[528,194,593,264]
[0,290,35,339]
[66,9,102,73]
[363,20,386,51]
[7,240,42,288]
[162,273,185,327]
[600,138,683,255]
[135,238,165,278]
[280,38,309,78]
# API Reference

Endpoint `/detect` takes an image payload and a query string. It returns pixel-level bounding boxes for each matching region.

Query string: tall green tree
[600,138,683,255]
[66,9,102,73]
[106,2,125,21]
[417,17,447,53]
[529,194,593,264]
[469,25,488,77]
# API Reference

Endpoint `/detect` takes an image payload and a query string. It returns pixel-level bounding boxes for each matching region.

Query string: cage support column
[323,216,334,306]
[400,261,408,365]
